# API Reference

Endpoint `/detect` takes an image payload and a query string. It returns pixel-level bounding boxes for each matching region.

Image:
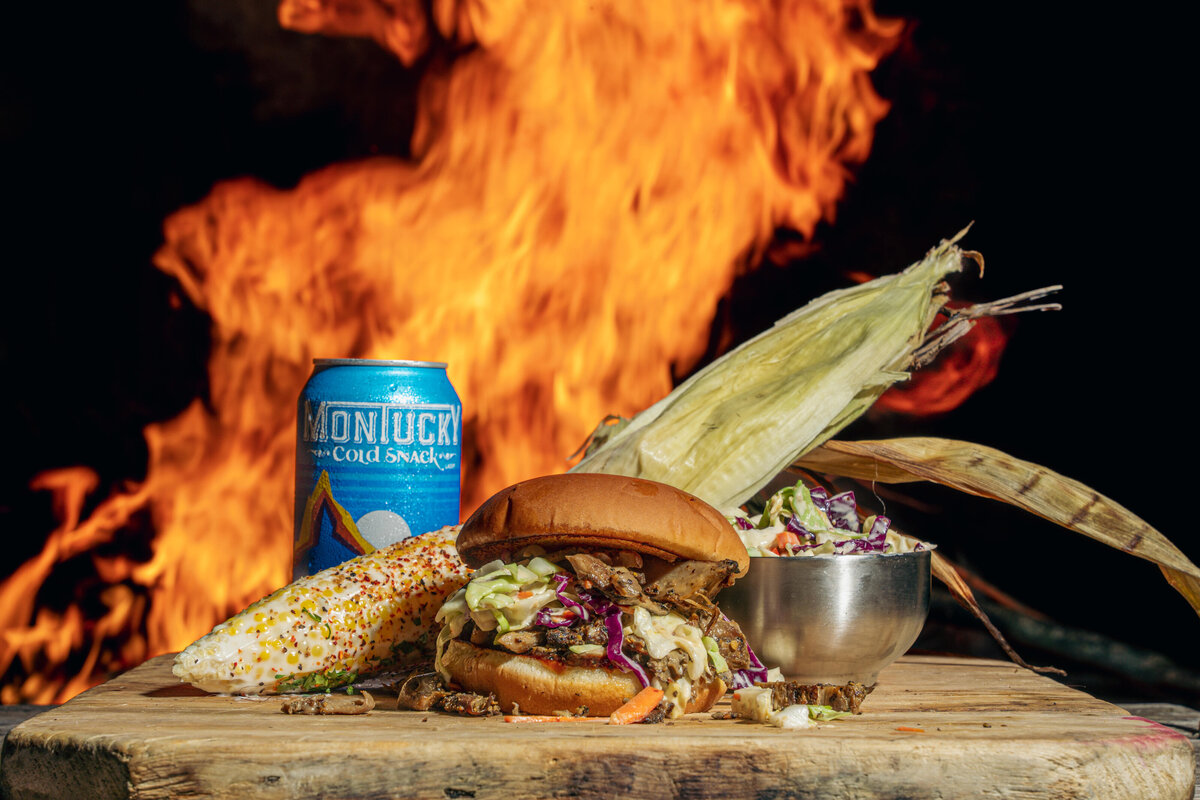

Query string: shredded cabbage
[727,479,925,557]
[731,686,851,729]
[437,559,560,634]
[701,636,728,673]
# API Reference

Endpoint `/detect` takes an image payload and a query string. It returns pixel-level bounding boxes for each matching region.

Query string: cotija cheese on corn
[172,526,469,694]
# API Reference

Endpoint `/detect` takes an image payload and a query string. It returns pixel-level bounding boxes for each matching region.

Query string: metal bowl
[720,549,931,686]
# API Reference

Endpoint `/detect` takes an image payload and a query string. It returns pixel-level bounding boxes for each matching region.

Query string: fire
[1,0,902,702]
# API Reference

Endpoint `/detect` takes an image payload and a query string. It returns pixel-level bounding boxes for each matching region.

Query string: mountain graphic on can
[293,359,462,579]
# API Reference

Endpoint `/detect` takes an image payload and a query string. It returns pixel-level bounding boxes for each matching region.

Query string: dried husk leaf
[795,437,1200,615]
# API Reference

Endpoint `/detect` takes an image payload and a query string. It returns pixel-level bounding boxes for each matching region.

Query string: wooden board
[1,654,1194,800]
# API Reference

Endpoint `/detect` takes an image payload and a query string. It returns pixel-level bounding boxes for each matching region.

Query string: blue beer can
[293,358,462,579]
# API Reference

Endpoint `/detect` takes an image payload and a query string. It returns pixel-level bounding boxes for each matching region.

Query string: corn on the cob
[172,526,469,694]
[571,230,976,510]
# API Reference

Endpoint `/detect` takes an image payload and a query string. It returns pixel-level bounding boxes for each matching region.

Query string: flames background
[1,1,1195,705]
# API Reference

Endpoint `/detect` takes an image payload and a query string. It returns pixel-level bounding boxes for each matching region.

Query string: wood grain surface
[1,654,1194,799]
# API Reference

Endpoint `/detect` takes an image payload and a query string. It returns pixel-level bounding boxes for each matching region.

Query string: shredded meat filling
[763,680,873,714]
[564,553,669,614]
[395,672,501,716]
[647,649,689,684]
[639,702,668,724]
[493,630,543,653]
[543,618,609,650]
[280,691,375,715]
[707,614,752,671]
[439,691,501,716]
[643,559,741,602]
[395,672,446,711]
[543,626,585,648]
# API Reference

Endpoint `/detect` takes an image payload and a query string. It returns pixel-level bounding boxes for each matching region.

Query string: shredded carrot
[516,591,533,599]
[774,530,801,552]
[503,715,602,723]
[896,726,925,733]
[608,686,665,725]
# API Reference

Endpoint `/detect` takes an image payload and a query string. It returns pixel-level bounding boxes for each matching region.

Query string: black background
[2,2,1195,702]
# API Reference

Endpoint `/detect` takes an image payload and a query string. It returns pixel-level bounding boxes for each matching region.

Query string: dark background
[2,2,1195,704]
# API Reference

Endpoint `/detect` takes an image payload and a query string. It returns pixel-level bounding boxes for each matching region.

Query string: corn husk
[571,228,979,509]
[795,438,1200,615]
[569,226,1196,662]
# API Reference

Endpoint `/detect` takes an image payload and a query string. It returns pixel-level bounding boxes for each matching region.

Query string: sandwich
[432,473,757,718]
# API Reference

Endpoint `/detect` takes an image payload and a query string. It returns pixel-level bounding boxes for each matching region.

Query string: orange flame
[1,0,902,703]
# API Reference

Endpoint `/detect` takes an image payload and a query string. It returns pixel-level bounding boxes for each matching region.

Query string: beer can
[293,358,462,579]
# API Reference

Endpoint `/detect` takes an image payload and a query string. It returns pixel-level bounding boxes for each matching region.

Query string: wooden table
[1,654,1195,799]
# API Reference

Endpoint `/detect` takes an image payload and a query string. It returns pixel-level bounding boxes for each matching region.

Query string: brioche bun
[440,639,726,716]
[456,473,748,575]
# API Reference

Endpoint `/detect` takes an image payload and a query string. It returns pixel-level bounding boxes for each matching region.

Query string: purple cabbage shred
[552,574,589,621]
[578,592,613,617]
[534,608,577,628]
[864,516,891,550]
[825,491,860,532]
[785,514,815,541]
[603,609,651,687]
[830,516,889,554]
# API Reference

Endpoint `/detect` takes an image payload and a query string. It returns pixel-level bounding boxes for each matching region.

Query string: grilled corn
[172,526,469,694]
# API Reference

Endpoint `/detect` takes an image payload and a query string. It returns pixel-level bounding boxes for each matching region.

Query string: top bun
[457,473,748,574]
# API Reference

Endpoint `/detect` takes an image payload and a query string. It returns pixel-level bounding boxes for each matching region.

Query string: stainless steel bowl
[720,549,931,686]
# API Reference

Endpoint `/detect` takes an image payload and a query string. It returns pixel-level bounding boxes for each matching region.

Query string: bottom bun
[440,639,725,716]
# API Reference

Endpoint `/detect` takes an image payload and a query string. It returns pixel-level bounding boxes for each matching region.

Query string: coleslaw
[727,480,929,557]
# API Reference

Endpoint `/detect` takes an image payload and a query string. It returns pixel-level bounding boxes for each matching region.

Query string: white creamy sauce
[661,677,692,718]
[628,607,707,681]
